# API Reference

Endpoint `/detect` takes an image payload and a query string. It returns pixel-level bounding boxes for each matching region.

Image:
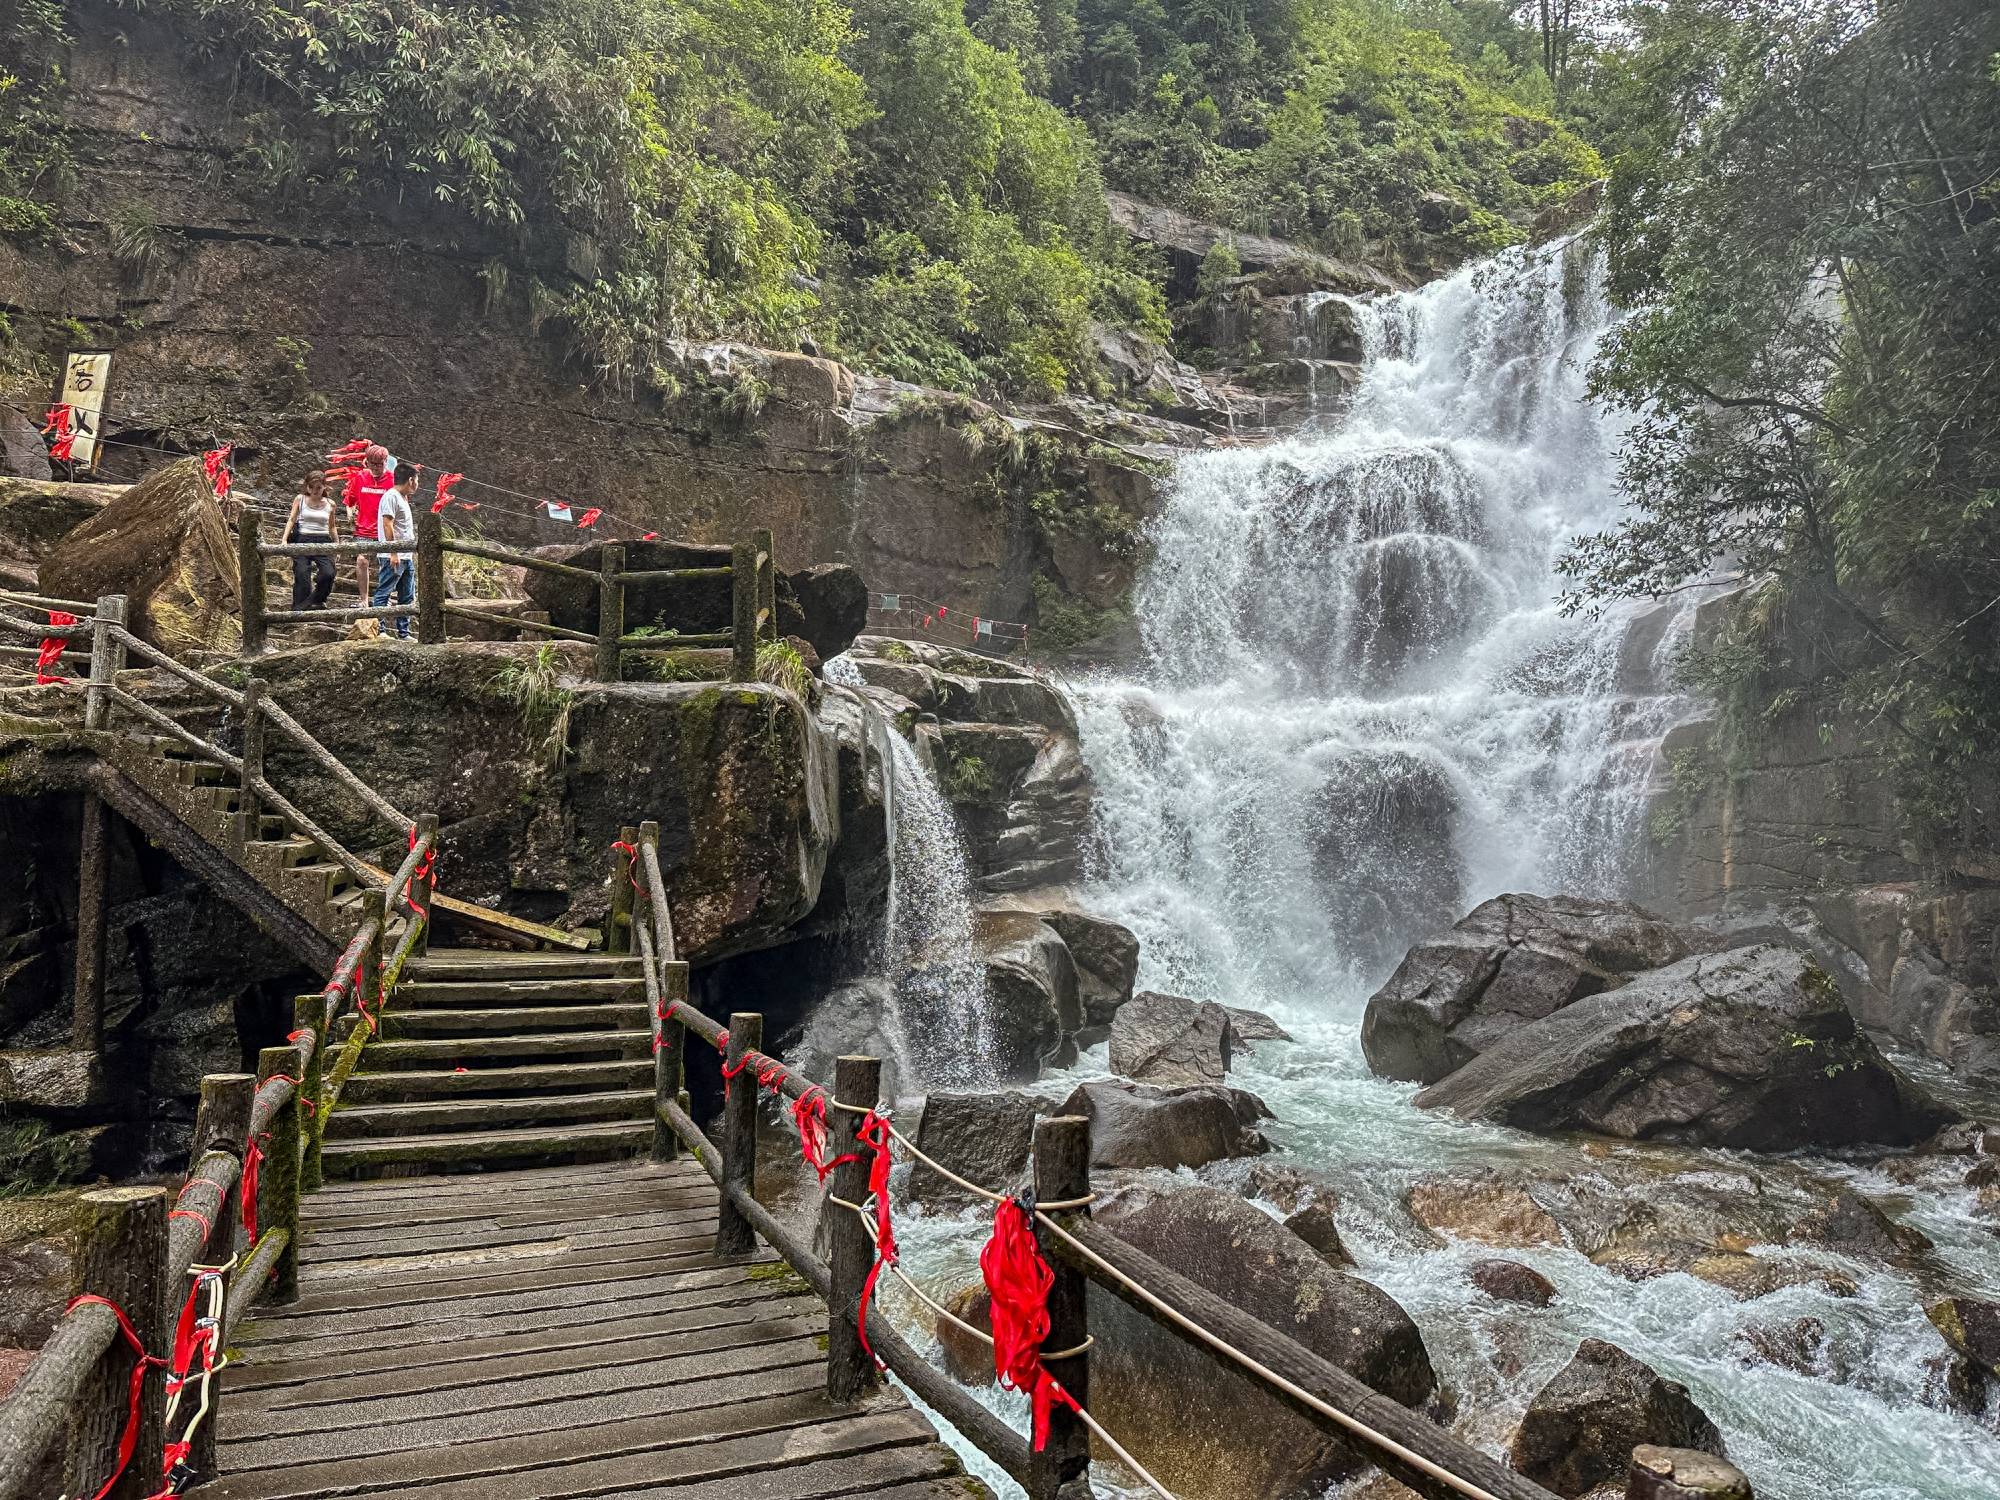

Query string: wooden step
[352,1031,654,1070]
[409,951,645,983]
[339,1059,655,1104]
[324,1090,652,1139]
[318,1119,654,1176]
[394,978,648,1008]
[335,1004,649,1042]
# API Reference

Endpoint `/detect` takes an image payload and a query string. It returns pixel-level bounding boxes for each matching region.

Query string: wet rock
[1729,1316,1826,1376]
[908,1091,1039,1208]
[1090,1182,1433,1500]
[1415,945,1955,1150]
[39,457,242,658]
[1284,1204,1352,1267]
[0,1050,107,1112]
[936,1282,994,1386]
[1058,1079,1271,1171]
[1239,1160,1341,1215]
[1919,1351,1988,1416]
[1038,907,1139,1029]
[1224,1006,1291,1045]
[1467,1259,1557,1307]
[0,1195,79,1347]
[1109,991,1232,1086]
[1627,1447,1754,1500]
[1509,1339,1725,1499]
[1311,752,1467,976]
[784,564,868,662]
[1927,1296,2000,1378]
[1363,893,1689,1085]
[1405,1177,1564,1249]
[939,722,1093,893]
[978,915,1080,1081]
[1789,1188,1933,1265]
[784,979,911,1101]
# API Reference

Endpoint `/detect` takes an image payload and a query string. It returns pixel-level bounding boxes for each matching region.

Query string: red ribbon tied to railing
[202,444,233,500]
[981,1195,1083,1451]
[853,1108,897,1365]
[37,609,77,684]
[404,826,436,922]
[63,1294,166,1500]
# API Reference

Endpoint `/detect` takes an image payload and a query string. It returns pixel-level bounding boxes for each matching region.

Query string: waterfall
[1077,240,1692,1007]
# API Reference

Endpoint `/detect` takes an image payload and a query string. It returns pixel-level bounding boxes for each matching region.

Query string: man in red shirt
[342,445,396,602]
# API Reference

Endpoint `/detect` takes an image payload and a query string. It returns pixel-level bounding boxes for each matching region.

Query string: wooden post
[411,813,438,958]
[714,1012,762,1260]
[731,538,758,682]
[236,677,266,848]
[70,788,111,1054]
[238,508,266,657]
[83,593,127,732]
[608,823,638,955]
[358,887,385,1024]
[595,542,625,682]
[1031,1114,1093,1500]
[826,1053,882,1403]
[414,503,445,645]
[654,960,688,1162]
[291,994,326,1194]
[186,1072,253,1480]
[65,1187,168,1500]
[753,526,777,646]
[257,1046,304,1304]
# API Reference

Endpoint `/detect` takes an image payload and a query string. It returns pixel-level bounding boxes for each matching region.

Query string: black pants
[292,536,335,609]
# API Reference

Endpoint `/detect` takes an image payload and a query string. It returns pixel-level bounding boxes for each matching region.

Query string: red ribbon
[37,609,77,684]
[576,507,603,529]
[610,839,641,897]
[202,444,233,500]
[790,1087,849,1183]
[404,827,436,922]
[241,1134,265,1241]
[43,403,76,463]
[432,472,464,513]
[64,1295,166,1500]
[853,1109,896,1364]
[981,1196,1083,1451]
[720,1050,754,1102]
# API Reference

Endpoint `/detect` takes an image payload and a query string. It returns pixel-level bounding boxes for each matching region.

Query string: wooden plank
[301,1181,709,1233]
[300,1205,717,1261]
[304,1159,692,1201]
[354,865,595,951]
[299,1194,715,1250]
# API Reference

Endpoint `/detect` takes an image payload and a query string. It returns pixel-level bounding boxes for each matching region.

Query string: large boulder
[1059,1079,1271,1170]
[0,477,117,587]
[907,1091,1039,1208]
[1089,1182,1434,1500]
[1310,751,1466,975]
[1039,907,1139,1030]
[1627,1448,1754,1500]
[1509,1340,1725,1499]
[978,914,1081,1081]
[785,564,868,661]
[1363,893,1690,1085]
[38,458,241,657]
[1108,991,1232,1085]
[1414,944,1955,1150]
[1927,1296,2000,1378]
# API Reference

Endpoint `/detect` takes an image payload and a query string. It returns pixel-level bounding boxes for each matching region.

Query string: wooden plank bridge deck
[205,1158,986,1499]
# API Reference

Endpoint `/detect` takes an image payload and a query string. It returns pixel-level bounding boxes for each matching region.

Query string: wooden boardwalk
[204,1158,988,1499]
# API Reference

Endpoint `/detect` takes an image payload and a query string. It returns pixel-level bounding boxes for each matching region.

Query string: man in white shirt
[370,466,420,639]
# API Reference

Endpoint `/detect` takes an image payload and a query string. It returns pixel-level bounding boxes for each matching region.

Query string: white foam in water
[1045,242,2000,1499]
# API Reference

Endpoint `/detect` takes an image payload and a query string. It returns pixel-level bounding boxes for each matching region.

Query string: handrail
[256,695,414,835]
[0,588,96,615]
[109,627,246,708]
[438,536,598,583]
[102,684,245,774]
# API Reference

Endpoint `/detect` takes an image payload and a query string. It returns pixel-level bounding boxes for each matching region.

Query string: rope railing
[624,836,1561,1500]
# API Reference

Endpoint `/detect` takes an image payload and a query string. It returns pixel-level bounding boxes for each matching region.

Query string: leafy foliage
[1564,0,2000,861]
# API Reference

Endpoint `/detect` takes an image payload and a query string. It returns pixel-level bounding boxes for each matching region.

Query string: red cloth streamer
[980,1196,1083,1451]
[431,472,464,513]
[575,507,603,529]
[403,826,436,921]
[755,1059,788,1093]
[42,404,76,463]
[853,1109,896,1364]
[37,608,77,684]
[64,1294,166,1500]
[610,839,641,896]
[789,1087,853,1183]
[241,1133,265,1241]
[720,1050,754,1102]
[202,444,233,500]
[641,531,660,541]
[165,1273,219,1399]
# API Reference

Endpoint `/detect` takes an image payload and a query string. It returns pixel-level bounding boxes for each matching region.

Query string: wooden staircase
[320,949,658,1177]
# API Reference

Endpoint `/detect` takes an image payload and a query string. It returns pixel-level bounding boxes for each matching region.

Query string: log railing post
[414,503,445,645]
[608,823,638,955]
[595,542,625,682]
[1031,1114,1093,1500]
[69,788,111,1055]
[186,1072,253,1480]
[826,1052,882,1403]
[714,1012,761,1260]
[291,994,326,1194]
[731,537,757,682]
[358,887,385,1024]
[64,1187,168,1500]
[256,1047,303,1304]
[235,677,265,849]
[237,509,266,657]
[654,960,688,1162]
[83,593,126,732]
[753,526,776,648]
[410,813,439,958]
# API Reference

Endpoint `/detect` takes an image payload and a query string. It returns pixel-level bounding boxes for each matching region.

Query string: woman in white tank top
[285,470,342,610]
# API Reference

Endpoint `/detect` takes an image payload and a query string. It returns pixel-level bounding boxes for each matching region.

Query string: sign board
[59,352,111,470]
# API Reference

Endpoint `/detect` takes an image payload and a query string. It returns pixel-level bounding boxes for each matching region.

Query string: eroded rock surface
[1509,1339,1725,1499]
[1108,990,1232,1086]
[1059,1078,1271,1170]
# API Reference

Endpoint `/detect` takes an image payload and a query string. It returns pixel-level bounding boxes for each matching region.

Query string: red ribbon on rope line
[853,1108,897,1365]
[42,403,76,463]
[789,1087,853,1183]
[37,609,78,684]
[63,1294,166,1500]
[981,1196,1084,1451]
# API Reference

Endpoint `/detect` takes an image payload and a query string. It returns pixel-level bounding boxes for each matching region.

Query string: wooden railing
[625,842,1566,1500]
[239,509,780,682]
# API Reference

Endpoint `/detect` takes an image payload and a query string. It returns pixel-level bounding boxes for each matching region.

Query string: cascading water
[1062,241,2000,1500]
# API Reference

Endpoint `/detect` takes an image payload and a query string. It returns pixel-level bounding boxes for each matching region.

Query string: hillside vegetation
[2,0,1596,399]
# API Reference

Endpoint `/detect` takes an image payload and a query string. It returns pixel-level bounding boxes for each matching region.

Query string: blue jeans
[371,557,413,638]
